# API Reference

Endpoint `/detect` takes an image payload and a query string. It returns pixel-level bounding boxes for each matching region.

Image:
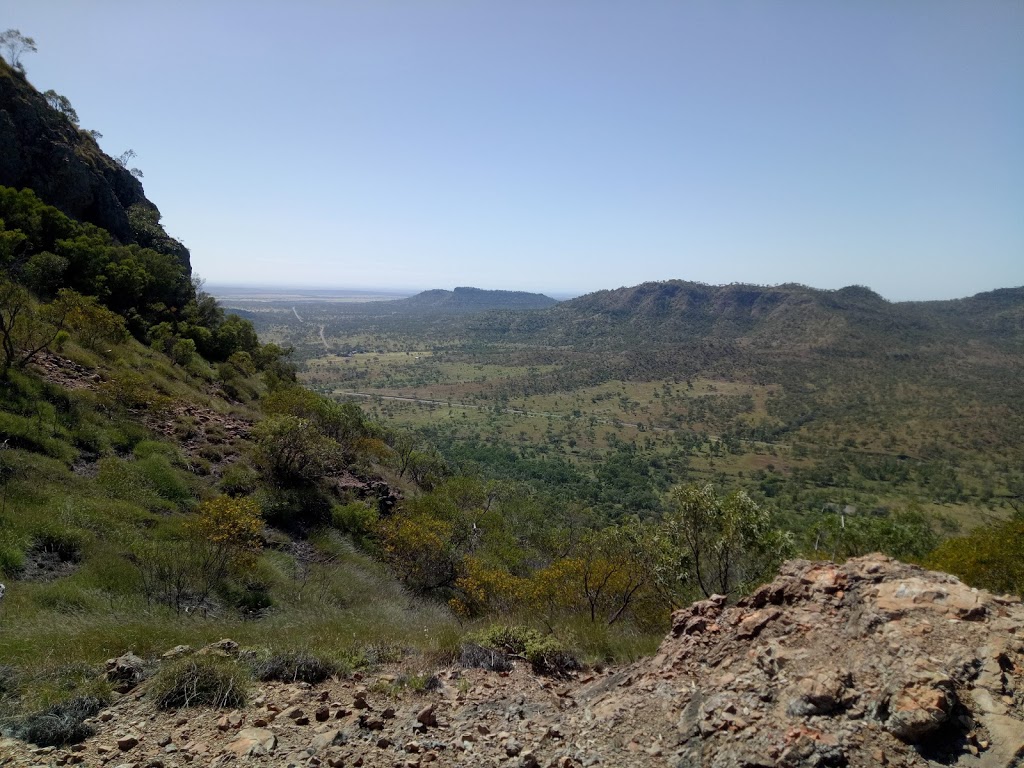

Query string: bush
[219,462,259,496]
[149,656,250,709]
[459,643,513,673]
[251,651,338,684]
[8,695,104,746]
[467,625,580,677]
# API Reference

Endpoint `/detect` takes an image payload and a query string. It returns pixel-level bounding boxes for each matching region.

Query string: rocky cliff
[0,59,190,270]
[2,555,1020,767]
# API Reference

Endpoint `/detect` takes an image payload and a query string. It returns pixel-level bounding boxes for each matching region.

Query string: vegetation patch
[251,650,338,684]
[149,656,250,710]
[467,625,581,677]
[4,695,105,746]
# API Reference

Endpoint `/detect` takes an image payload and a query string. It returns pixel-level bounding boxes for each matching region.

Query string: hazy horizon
[206,278,1021,304]
[7,2,1023,301]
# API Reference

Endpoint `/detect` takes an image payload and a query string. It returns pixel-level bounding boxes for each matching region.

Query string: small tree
[663,484,793,599]
[0,29,36,73]
[43,90,79,125]
[0,283,85,378]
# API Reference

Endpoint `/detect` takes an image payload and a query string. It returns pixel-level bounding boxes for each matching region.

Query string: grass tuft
[251,650,338,684]
[6,695,104,747]
[149,656,250,710]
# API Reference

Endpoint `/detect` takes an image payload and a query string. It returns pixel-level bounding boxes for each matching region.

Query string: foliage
[252,414,341,485]
[134,496,262,612]
[925,515,1024,596]
[0,29,36,72]
[251,651,339,684]
[663,484,793,599]
[42,90,79,125]
[467,625,580,676]
[0,284,92,377]
[149,657,250,709]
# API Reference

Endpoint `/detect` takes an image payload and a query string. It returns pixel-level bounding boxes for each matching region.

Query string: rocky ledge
[1,555,1021,768]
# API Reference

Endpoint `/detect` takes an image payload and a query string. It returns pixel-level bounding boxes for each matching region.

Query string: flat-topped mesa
[580,555,1024,767]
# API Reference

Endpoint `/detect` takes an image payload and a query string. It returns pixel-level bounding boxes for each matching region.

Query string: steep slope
[0,59,189,268]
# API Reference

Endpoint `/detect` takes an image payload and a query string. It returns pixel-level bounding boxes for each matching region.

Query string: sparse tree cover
[0,29,36,73]
[0,45,1021,736]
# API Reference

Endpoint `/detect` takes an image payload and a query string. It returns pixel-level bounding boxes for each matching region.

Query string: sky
[4,2,1023,300]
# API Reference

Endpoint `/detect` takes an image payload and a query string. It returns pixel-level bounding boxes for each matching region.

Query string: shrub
[7,695,104,746]
[251,651,338,684]
[149,656,249,709]
[459,643,513,673]
[219,462,259,496]
[467,625,581,677]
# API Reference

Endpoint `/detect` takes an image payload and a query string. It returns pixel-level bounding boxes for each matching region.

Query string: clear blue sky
[5,1,1023,299]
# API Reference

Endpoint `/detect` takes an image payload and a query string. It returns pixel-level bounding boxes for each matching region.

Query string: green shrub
[468,625,580,677]
[219,463,259,496]
[331,501,378,538]
[0,544,25,577]
[136,455,192,505]
[149,656,250,709]
[0,412,76,462]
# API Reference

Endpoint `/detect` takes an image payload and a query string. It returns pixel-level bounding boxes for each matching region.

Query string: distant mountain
[0,59,190,269]
[385,286,558,313]
[489,280,1023,354]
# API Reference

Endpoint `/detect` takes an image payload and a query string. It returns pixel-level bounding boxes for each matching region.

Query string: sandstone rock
[161,645,192,659]
[877,674,956,741]
[227,727,276,758]
[416,704,437,727]
[106,654,146,692]
[309,729,345,752]
[116,734,139,751]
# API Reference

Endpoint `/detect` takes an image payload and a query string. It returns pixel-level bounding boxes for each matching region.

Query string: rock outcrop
[0,59,190,270]
[580,555,1024,767]
[1,555,1020,767]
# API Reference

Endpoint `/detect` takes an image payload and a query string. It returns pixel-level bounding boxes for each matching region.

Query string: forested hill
[483,280,1024,353]
[395,286,558,312]
[0,58,190,270]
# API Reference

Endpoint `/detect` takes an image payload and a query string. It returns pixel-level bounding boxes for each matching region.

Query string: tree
[252,415,340,485]
[662,484,793,599]
[926,514,1024,596]
[43,90,79,125]
[0,29,36,73]
[115,149,144,179]
[0,283,84,378]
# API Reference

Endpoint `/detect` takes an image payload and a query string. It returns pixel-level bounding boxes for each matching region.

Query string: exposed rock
[0,59,190,269]
[2,556,1020,768]
[105,653,147,692]
[227,727,276,757]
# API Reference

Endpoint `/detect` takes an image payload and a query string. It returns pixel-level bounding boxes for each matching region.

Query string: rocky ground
[2,555,1022,768]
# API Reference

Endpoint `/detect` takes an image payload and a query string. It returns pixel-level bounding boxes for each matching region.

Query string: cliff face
[0,59,190,271]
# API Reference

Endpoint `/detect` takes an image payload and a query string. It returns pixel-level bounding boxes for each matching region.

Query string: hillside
[395,287,558,313]
[1,555,1020,767]
[482,280,1024,353]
